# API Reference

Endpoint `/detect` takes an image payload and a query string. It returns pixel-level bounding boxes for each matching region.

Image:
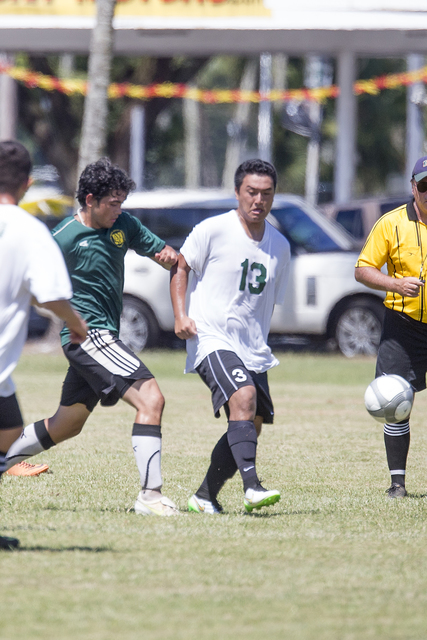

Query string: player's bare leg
[5,404,90,470]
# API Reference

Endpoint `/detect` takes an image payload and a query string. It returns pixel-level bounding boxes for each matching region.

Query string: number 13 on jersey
[239,258,267,295]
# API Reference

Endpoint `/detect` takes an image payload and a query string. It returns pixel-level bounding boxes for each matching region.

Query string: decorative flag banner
[1,61,427,104]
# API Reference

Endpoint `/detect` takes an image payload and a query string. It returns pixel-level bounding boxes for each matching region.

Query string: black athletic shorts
[196,350,274,423]
[0,394,23,430]
[61,329,154,412]
[376,308,427,392]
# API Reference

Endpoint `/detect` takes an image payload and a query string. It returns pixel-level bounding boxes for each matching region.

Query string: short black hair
[0,140,32,194]
[234,159,277,193]
[76,157,135,207]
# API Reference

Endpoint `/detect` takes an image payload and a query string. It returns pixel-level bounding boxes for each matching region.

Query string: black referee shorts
[61,329,154,411]
[196,350,274,423]
[376,308,427,392]
[0,394,23,430]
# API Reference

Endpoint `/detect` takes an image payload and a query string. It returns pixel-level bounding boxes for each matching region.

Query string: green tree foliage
[13,53,420,200]
[357,58,407,197]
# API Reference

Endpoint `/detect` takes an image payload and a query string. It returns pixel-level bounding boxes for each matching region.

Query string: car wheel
[334,298,384,357]
[120,295,160,352]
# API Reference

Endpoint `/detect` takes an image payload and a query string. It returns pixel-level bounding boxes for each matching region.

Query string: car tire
[120,295,160,352]
[333,297,384,358]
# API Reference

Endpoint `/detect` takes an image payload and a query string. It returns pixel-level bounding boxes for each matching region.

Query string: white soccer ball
[364,374,414,423]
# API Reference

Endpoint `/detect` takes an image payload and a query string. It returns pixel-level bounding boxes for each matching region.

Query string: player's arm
[37,299,88,343]
[355,266,424,298]
[170,253,197,339]
[151,244,178,270]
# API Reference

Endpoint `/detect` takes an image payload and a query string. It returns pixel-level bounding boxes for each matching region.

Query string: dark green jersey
[52,211,165,345]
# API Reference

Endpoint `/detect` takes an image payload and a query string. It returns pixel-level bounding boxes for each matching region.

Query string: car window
[269,205,344,254]
[126,207,227,249]
[335,208,364,239]
[127,200,349,255]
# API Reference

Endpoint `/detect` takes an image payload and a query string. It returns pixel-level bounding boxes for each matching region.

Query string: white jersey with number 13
[180,209,291,374]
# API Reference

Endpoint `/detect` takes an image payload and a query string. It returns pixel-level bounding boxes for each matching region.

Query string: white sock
[132,424,163,490]
[5,420,54,470]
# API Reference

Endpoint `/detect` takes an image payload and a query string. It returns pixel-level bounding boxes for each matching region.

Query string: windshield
[127,207,226,249]
[269,205,352,254]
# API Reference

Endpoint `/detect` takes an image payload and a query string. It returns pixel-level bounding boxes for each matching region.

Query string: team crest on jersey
[110,229,125,247]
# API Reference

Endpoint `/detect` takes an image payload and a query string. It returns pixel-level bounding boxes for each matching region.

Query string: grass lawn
[2,349,427,640]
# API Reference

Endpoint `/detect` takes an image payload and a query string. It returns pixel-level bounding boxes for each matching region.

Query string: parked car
[119,189,386,358]
[321,195,410,247]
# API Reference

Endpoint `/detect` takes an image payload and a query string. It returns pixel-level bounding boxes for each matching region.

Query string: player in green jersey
[5,158,179,516]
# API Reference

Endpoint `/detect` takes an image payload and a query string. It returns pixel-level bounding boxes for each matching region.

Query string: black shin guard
[227,420,259,491]
[196,433,238,501]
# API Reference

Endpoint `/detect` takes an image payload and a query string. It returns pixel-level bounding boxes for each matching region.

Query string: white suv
[120,190,385,357]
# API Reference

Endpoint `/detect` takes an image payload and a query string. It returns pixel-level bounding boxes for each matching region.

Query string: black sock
[384,421,410,487]
[0,450,6,477]
[196,433,237,502]
[227,420,259,492]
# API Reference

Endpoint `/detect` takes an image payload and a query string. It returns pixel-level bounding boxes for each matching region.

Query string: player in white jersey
[0,140,87,549]
[170,159,290,514]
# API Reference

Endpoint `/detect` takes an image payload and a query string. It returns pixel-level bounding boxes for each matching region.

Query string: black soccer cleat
[0,535,19,550]
[386,483,407,499]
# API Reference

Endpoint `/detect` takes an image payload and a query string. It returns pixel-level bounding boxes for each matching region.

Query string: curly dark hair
[0,140,32,194]
[234,159,277,193]
[76,157,135,207]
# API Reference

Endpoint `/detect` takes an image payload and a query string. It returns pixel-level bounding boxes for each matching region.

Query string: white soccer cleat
[244,486,281,512]
[188,494,222,514]
[134,491,180,516]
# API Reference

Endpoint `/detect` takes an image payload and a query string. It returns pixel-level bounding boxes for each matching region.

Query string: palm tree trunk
[77,0,116,179]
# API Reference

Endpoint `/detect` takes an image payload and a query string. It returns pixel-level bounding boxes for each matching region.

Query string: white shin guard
[5,422,45,469]
[132,424,163,490]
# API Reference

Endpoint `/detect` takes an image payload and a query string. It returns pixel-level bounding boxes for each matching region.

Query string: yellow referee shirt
[356,200,427,322]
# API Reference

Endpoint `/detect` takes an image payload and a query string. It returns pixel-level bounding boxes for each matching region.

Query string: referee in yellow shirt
[355,155,427,498]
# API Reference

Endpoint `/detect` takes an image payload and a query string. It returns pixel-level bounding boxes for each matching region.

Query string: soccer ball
[364,374,414,423]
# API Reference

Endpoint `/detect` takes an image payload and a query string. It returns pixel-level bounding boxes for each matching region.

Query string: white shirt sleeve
[180,220,211,277]
[24,217,72,304]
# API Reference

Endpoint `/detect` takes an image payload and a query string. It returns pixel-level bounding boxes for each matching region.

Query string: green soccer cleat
[188,494,222,514]
[244,486,281,512]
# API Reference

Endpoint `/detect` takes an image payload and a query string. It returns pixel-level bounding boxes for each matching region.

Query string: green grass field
[2,349,427,640]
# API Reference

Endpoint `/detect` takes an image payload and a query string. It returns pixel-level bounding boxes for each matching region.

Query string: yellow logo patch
[110,229,125,247]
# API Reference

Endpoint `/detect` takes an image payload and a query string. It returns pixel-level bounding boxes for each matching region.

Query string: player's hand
[174,316,197,340]
[153,245,178,270]
[67,314,88,344]
[394,276,424,298]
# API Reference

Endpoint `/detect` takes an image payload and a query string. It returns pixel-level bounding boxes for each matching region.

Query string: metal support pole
[334,51,357,204]
[130,104,145,191]
[0,53,17,141]
[258,52,272,163]
[304,56,323,207]
[184,85,201,188]
[406,54,425,186]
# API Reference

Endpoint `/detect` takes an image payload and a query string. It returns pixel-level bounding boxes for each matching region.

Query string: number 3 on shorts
[232,368,247,383]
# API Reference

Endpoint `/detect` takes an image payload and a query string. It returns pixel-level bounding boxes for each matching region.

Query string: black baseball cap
[412,156,427,182]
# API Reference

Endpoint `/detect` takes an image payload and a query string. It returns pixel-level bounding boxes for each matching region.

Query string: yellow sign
[0,0,270,18]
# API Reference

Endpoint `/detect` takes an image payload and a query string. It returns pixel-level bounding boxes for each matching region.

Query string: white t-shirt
[180,209,291,374]
[0,205,72,396]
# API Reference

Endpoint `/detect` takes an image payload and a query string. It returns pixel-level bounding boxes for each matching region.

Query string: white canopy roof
[0,0,426,55]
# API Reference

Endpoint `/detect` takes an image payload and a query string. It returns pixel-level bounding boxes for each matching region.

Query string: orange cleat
[6,461,49,477]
